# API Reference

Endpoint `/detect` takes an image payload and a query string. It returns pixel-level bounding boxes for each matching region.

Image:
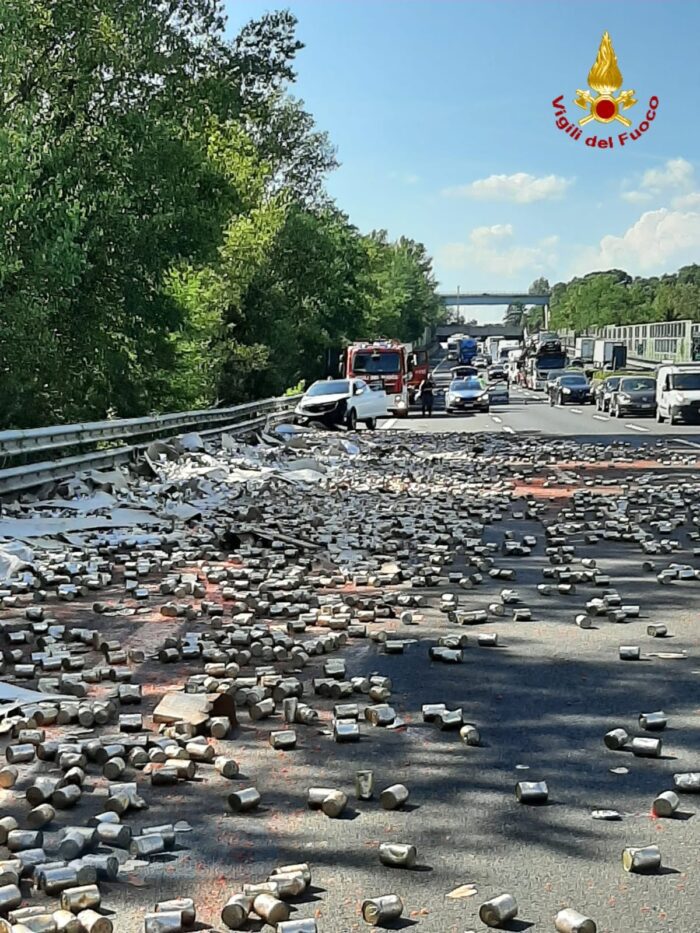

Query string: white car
[294,378,388,430]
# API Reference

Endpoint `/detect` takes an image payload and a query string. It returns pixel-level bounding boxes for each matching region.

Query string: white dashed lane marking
[626,423,650,432]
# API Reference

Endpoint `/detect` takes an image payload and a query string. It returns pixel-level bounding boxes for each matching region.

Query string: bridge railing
[0,395,300,496]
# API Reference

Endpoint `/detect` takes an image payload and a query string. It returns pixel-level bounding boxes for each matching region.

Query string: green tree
[528,277,550,295]
[0,3,321,425]
[504,302,525,327]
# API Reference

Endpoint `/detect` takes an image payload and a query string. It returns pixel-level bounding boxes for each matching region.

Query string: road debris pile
[0,427,697,929]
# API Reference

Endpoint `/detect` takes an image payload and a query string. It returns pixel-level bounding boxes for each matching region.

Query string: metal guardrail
[0,396,300,496]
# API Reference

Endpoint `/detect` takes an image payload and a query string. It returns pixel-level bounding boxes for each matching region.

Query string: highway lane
[388,379,700,448]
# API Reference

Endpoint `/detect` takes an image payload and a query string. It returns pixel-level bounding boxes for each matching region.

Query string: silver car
[445,377,489,414]
[488,381,509,404]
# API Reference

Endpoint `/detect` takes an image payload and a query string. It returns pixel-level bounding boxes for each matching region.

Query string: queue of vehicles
[295,329,700,428]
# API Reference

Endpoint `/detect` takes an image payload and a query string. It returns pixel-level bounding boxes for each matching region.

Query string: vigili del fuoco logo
[552,32,659,150]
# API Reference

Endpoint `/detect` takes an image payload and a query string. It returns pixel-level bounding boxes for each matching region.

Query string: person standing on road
[419,372,436,417]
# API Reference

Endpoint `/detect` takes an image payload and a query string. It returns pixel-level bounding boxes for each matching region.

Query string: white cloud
[439,224,559,278]
[468,223,513,246]
[621,157,694,203]
[672,191,700,209]
[442,172,573,203]
[621,190,652,204]
[640,157,694,192]
[573,207,700,275]
[390,171,419,185]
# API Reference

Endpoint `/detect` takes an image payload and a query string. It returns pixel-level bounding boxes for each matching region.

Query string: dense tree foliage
[549,266,700,333]
[0,1,443,427]
[502,278,549,331]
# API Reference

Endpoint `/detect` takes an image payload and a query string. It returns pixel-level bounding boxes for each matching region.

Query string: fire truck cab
[341,340,411,417]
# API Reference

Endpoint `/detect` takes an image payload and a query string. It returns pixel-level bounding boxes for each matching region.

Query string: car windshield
[539,359,566,371]
[560,375,587,385]
[670,372,700,390]
[620,378,655,392]
[352,350,401,374]
[306,380,350,397]
[451,378,482,390]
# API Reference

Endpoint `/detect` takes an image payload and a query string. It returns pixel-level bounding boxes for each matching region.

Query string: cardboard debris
[152,691,237,728]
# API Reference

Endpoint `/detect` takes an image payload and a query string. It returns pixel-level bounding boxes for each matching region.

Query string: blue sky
[225,1,700,321]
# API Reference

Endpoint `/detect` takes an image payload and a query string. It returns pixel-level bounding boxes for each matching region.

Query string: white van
[656,363,700,424]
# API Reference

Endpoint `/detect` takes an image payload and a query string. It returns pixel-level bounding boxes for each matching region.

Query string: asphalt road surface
[387,354,700,451]
[5,362,700,933]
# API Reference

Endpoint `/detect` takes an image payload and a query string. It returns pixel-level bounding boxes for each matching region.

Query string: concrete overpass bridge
[439,291,550,308]
[430,291,551,343]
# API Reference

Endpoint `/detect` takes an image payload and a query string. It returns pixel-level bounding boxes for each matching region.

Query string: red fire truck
[340,340,411,416]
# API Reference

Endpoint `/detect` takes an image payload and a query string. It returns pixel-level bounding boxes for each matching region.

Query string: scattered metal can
[53,908,83,931]
[60,883,101,911]
[647,624,667,637]
[355,770,374,800]
[554,907,597,933]
[144,911,184,933]
[435,709,463,730]
[228,788,261,813]
[215,756,239,779]
[361,894,403,925]
[378,843,416,868]
[333,719,360,743]
[252,893,289,925]
[639,711,667,731]
[622,844,661,873]
[479,893,518,927]
[460,724,480,746]
[652,790,679,817]
[630,737,662,758]
[619,645,640,660]
[478,634,498,647]
[321,789,347,818]
[0,884,21,912]
[76,909,112,932]
[130,835,166,858]
[269,730,297,750]
[221,893,254,930]
[276,920,318,933]
[0,766,18,789]
[7,829,43,853]
[604,728,630,750]
[380,784,409,810]
[515,781,548,804]
[673,771,700,792]
[421,703,446,722]
[0,818,18,846]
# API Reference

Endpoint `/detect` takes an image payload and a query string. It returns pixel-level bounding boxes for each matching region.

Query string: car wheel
[669,411,678,426]
[656,409,664,423]
[365,417,377,430]
[346,407,357,431]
